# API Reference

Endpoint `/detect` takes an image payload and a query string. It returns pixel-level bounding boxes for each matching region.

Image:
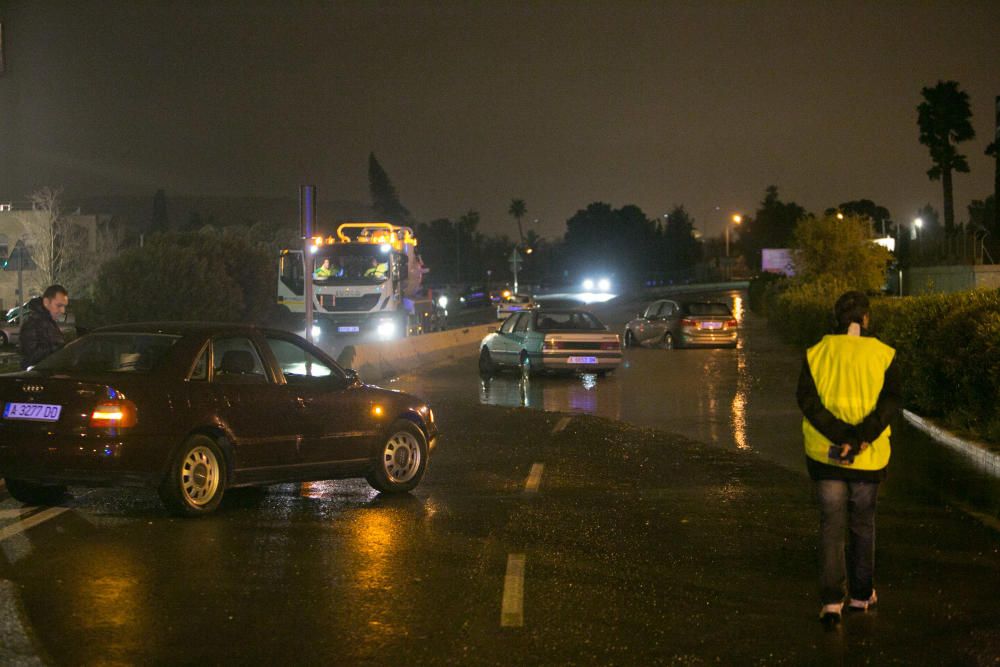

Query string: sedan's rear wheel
[158,435,227,517]
[0,332,8,346]
[661,332,675,350]
[479,347,497,376]
[624,330,635,348]
[366,420,428,494]
[4,478,66,506]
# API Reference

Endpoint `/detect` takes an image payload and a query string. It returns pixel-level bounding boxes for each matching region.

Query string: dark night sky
[1,1,998,240]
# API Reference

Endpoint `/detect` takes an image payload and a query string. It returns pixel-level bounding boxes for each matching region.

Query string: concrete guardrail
[336,323,496,383]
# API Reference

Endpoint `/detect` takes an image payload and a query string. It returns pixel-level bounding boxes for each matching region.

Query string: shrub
[92,230,275,325]
[747,272,786,314]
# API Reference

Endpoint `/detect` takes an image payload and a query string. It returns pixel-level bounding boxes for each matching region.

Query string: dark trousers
[815,479,879,604]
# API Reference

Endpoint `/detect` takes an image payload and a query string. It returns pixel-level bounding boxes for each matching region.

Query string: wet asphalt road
[0,289,998,665]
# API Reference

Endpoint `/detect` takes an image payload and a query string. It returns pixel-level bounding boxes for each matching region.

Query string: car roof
[92,321,270,336]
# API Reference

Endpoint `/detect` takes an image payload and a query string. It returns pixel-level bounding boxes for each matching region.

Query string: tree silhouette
[824,199,893,236]
[508,198,526,244]
[738,186,806,271]
[917,81,975,235]
[368,153,411,224]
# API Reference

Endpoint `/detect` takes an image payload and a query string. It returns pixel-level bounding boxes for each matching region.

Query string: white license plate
[701,321,722,330]
[567,356,598,364]
[337,326,360,333]
[3,402,62,422]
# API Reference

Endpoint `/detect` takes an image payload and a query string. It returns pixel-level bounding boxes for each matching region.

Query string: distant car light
[311,325,321,339]
[90,399,138,429]
[582,278,595,290]
[598,278,611,291]
[437,296,448,309]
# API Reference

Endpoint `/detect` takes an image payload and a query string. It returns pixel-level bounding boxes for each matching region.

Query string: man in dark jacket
[19,284,69,369]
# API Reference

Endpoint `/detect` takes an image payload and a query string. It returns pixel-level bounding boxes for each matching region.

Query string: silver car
[623,300,737,349]
[0,311,77,347]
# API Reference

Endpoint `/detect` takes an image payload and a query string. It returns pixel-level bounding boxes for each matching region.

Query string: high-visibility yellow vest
[802,334,896,471]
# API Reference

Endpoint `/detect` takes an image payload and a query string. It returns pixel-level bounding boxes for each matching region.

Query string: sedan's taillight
[601,340,620,350]
[543,339,564,350]
[90,399,138,428]
[725,319,738,328]
[680,318,697,327]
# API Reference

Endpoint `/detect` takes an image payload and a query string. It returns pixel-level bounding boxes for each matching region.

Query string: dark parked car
[0,323,437,516]
[623,300,738,349]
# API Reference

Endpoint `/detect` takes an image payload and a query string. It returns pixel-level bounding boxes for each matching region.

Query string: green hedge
[769,285,1000,442]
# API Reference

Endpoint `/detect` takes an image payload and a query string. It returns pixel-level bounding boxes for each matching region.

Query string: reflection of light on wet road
[731,293,744,322]
[72,545,151,661]
[479,373,620,419]
[731,345,751,450]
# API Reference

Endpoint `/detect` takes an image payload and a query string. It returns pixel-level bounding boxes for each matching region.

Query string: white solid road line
[525,463,544,494]
[552,416,572,434]
[0,507,69,543]
[501,553,526,628]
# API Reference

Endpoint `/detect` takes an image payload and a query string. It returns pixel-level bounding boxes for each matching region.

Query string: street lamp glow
[732,214,742,224]
[914,217,924,228]
[836,212,845,220]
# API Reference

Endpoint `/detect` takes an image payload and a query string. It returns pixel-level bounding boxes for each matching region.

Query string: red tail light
[680,318,697,327]
[543,339,565,350]
[601,340,620,350]
[725,319,738,328]
[90,399,138,428]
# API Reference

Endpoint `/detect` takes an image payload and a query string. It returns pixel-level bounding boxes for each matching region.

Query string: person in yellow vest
[313,258,332,279]
[796,290,901,626]
[364,257,388,279]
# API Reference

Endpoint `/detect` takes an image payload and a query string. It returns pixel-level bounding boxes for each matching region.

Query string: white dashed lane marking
[524,463,544,494]
[0,507,69,543]
[500,553,526,627]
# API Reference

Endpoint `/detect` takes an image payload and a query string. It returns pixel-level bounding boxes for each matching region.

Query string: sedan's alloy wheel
[382,430,422,483]
[181,445,221,506]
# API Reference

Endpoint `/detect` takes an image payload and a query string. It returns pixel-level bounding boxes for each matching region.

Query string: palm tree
[508,199,527,245]
[917,81,975,234]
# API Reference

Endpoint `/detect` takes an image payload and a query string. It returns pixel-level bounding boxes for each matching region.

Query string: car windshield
[314,245,390,282]
[535,311,606,331]
[684,302,732,316]
[32,333,181,373]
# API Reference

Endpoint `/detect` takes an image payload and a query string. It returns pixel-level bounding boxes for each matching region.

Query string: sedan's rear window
[32,333,181,373]
[535,312,606,331]
[683,303,732,316]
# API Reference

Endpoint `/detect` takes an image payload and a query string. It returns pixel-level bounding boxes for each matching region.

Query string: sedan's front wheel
[366,420,428,494]
[158,435,228,517]
[479,347,497,377]
[661,332,675,350]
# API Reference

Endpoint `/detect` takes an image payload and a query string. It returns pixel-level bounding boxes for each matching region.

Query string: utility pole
[299,185,316,344]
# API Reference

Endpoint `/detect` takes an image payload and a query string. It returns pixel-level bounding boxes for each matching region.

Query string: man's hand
[839,443,854,461]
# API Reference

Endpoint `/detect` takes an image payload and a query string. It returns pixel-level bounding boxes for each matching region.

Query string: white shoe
[848,589,878,611]
[819,602,843,623]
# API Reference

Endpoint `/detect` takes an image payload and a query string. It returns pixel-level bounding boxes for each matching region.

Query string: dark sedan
[0,323,437,516]
[624,300,738,349]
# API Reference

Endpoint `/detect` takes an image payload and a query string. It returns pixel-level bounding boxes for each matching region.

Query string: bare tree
[17,186,67,293]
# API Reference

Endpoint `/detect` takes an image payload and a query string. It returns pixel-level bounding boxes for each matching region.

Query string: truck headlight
[376,320,397,339]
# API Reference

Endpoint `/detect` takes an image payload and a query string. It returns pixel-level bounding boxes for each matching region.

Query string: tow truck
[277,222,440,340]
